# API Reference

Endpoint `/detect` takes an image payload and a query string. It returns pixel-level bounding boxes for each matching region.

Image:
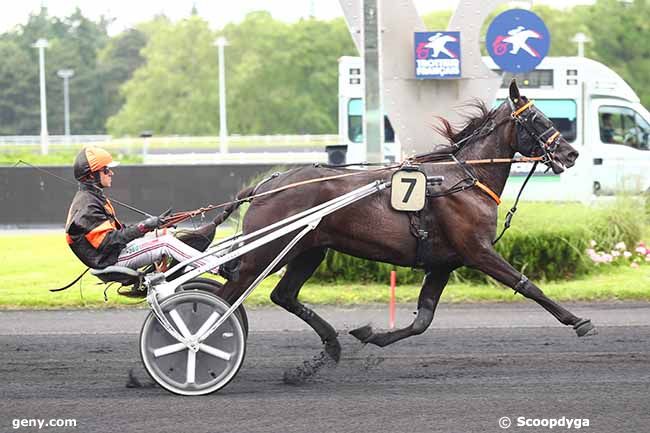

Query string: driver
[65,147,221,273]
[600,113,619,143]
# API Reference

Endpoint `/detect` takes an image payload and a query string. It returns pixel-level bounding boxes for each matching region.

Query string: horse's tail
[212,185,255,226]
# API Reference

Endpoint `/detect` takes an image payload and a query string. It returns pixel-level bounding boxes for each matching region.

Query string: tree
[585,0,650,107]
[109,12,357,136]
[0,40,39,134]
[531,5,591,57]
[0,7,111,134]
[225,13,355,134]
[283,17,357,133]
[97,28,148,119]
[107,17,219,135]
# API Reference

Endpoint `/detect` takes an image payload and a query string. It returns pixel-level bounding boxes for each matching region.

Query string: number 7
[401,178,417,203]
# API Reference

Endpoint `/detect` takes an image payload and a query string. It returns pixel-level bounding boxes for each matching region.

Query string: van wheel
[593,181,601,195]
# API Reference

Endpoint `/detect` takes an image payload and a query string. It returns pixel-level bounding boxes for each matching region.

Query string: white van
[487,56,650,199]
[339,56,650,199]
[338,56,400,164]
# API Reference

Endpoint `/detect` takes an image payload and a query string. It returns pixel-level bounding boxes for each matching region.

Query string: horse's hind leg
[350,269,450,347]
[470,248,596,337]
[269,248,342,361]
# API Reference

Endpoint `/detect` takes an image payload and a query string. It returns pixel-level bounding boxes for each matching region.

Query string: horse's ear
[509,79,520,103]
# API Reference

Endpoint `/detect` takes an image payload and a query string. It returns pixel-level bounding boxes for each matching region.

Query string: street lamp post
[214,37,228,154]
[57,69,74,143]
[33,38,49,155]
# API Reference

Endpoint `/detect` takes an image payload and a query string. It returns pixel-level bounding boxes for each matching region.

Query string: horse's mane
[434,99,498,149]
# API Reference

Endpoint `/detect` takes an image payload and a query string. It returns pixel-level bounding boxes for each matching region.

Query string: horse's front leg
[350,268,450,347]
[468,246,596,337]
[269,248,342,361]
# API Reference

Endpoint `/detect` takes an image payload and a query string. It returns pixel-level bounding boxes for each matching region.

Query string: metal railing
[0,134,339,150]
[0,135,111,146]
[0,134,340,165]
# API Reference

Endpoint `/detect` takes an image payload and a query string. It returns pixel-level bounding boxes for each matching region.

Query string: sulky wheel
[180,278,249,338]
[140,291,246,396]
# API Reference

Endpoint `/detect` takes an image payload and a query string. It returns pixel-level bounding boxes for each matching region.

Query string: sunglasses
[101,167,114,175]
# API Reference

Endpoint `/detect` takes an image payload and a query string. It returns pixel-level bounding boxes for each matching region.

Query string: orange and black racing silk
[65,184,142,269]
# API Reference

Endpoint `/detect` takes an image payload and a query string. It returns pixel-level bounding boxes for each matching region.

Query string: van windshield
[598,106,650,150]
[496,99,577,142]
[348,98,395,143]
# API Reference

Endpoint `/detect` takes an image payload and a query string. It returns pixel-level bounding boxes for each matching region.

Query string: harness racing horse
[216,81,593,363]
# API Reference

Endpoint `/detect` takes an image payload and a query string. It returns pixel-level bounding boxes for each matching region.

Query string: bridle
[508,98,562,165]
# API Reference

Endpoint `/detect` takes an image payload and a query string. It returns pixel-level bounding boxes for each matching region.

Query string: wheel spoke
[187,350,196,384]
[153,342,186,358]
[199,343,232,361]
[170,308,192,338]
[194,311,221,339]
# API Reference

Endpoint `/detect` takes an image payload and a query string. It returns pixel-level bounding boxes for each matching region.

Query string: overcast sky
[0,0,596,34]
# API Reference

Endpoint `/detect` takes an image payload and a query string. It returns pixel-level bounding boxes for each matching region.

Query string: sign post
[362,0,383,163]
[339,0,509,157]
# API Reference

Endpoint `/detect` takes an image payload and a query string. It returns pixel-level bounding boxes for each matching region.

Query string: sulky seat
[90,265,143,285]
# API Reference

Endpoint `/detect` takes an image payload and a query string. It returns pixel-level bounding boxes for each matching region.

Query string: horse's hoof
[324,339,341,363]
[349,325,373,343]
[574,319,597,337]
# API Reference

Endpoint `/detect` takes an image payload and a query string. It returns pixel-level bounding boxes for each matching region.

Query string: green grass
[0,232,648,309]
[250,265,650,305]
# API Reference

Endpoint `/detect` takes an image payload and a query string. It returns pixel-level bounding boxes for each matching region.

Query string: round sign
[486,9,550,73]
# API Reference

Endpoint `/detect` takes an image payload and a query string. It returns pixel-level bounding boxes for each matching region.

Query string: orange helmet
[73,147,119,181]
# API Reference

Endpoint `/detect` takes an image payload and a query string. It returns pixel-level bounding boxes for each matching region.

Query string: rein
[161,155,543,228]
[411,155,543,166]
[17,99,545,235]
[492,160,538,244]
[161,164,402,227]
[164,99,551,240]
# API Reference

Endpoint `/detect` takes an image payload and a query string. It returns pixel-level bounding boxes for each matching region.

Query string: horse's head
[506,80,579,174]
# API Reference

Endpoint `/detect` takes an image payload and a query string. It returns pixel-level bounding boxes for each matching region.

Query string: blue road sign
[486,9,550,73]
[414,31,461,79]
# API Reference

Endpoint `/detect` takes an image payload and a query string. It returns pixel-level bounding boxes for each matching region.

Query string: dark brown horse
[216,81,593,362]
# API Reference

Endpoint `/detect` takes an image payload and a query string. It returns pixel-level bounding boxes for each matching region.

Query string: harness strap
[513,274,529,295]
[408,211,434,269]
[161,163,402,227]
[251,172,281,196]
[492,161,539,245]
[512,100,534,117]
[474,181,502,205]
[545,131,560,148]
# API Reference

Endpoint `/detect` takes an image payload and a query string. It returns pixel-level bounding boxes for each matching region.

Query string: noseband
[509,99,562,164]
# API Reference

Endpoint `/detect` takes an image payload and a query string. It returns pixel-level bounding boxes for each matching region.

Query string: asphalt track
[1,302,649,433]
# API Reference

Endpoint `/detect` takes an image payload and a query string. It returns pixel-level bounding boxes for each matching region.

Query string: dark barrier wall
[0,164,299,226]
